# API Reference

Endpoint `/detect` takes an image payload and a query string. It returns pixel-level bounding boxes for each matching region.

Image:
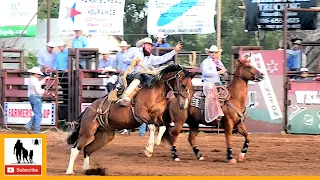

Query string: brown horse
[159,60,264,164]
[65,64,195,174]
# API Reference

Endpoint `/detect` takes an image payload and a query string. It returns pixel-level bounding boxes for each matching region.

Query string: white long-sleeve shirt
[28,76,45,97]
[124,47,176,72]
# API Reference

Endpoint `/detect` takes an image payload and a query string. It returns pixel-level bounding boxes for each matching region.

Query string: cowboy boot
[117,78,141,106]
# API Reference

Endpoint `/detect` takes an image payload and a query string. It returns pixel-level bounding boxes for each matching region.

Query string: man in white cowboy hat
[117,37,182,107]
[200,45,226,123]
[54,40,69,104]
[37,40,57,71]
[54,40,68,71]
[25,67,50,134]
[153,32,171,48]
[116,40,131,72]
[98,49,117,69]
[72,26,89,69]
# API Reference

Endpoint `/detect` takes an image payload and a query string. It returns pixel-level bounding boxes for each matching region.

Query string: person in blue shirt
[71,27,89,69]
[98,49,117,69]
[37,41,56,71]
[153,32,171,48]
[116,40,131,72]
[54,41,68,71]
[54,40,69,104]
[287,38,307,71]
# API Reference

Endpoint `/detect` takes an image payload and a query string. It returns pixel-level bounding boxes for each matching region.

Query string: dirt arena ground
[1,130,320,176]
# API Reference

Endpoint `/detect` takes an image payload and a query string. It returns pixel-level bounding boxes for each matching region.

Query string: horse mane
[159,64,186,75]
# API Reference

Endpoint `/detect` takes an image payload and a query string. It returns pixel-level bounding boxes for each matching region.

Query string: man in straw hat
[153,32,171,48]
[116,40,131,72]
[25,67,50,134]
[98,49,117,69]
[54,40,69,104]
[38,41,56,71]
[72,26,89,69]
[200,45,226,123]
[117,37,182,107]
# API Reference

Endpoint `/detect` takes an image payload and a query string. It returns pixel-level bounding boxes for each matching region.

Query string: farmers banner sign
[4,102,56,126]
[0,0,38,38]
[147,0,216,35]
[58,0,125,35]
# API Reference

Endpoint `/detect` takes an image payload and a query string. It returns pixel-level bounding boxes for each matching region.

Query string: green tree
[38,0,60,19]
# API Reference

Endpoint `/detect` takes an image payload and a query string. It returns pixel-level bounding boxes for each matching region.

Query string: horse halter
[227,64,261,82]
[162,70,190,99]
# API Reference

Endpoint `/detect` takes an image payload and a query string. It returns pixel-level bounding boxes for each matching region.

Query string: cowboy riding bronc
[117,37,183,106]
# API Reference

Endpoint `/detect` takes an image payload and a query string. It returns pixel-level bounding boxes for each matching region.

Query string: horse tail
[67,108,86,145]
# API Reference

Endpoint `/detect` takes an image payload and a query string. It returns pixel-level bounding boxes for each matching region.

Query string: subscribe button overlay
[5,165,41,175]
[4,137,44,176]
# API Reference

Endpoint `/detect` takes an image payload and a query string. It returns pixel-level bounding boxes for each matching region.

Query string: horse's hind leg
[237,123,250,162]
[155,115,166,146]
[83,129,115,170]
[66,119,99,174]
[188,122,204,161]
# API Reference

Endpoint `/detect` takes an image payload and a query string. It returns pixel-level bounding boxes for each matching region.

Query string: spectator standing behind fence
[153,32,171,48]
[98,49,117,69]
[116,41,131,72]
[37,41,56,71]
[72,26,88,69]
[25,67,50,134]
[54,41,69,104]
[287,38,307,71]
[290,68,316,82]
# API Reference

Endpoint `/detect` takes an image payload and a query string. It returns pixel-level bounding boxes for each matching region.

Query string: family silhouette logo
[4,137,44,176]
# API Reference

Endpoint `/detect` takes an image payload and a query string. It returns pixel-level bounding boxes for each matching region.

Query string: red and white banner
[4,102,56,125]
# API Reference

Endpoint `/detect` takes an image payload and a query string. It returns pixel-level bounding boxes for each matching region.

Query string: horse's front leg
[237,123,250,162]
[144,124,156,157]
[187,122,204,161]
[224,117,237,164]
[169,121,184,161]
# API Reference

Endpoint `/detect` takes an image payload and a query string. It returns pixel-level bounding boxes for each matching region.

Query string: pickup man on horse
[117,37,183,107]
[200,45,226,123]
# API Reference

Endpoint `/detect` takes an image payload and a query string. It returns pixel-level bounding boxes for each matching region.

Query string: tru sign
[295,91,320,104]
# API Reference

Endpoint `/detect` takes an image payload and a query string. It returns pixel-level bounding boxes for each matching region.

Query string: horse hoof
[144,150,153,158]
[66,171,74,175]
[198,156,205,161]
[228,159,237,164]
[238,153,245,161]
[155,141,161,146]
[174,158,180,161]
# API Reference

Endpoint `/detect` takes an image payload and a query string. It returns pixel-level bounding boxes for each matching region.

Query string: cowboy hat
[27,67,44,75]
[136,37,153,47]
[99,49,111,54]
[291,38,302,45]
[73,25,84,31]
[46,41,56,47]
[300,67,308,72]
[56,40,66,46]
[205,45,222,53]
[118,41,131,47]
[156,32,168,39]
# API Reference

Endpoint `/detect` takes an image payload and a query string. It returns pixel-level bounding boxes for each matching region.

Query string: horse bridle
[226,64,261,82]
[161,70,190,99]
